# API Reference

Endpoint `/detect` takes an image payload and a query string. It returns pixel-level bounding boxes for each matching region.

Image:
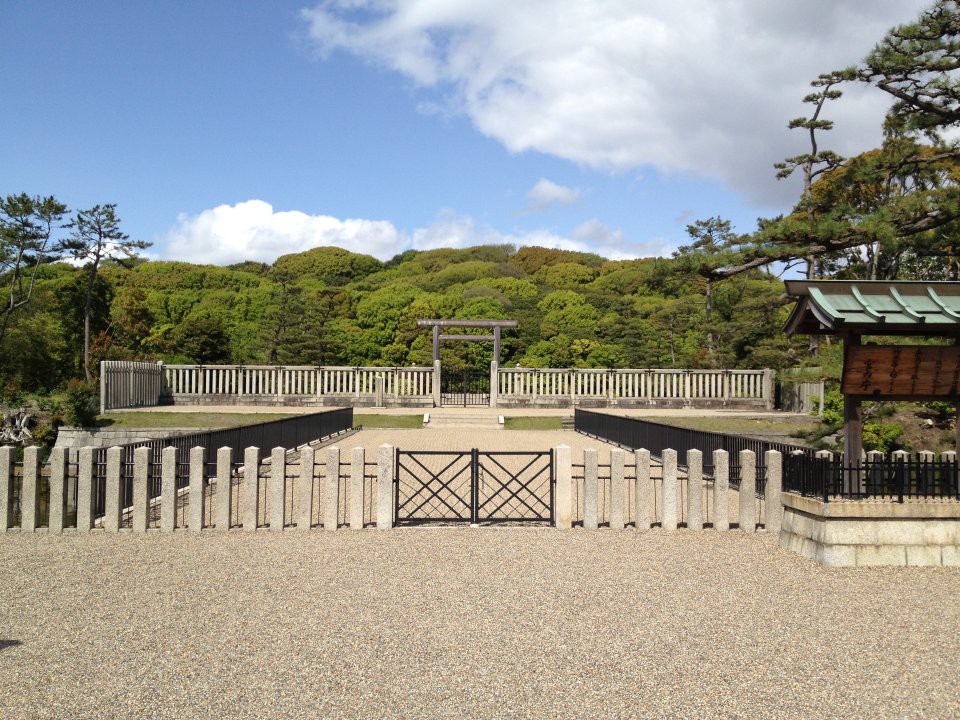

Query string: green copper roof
[783,280,960,336]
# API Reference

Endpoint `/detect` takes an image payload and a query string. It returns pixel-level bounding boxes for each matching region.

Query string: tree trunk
[82,256,101,382]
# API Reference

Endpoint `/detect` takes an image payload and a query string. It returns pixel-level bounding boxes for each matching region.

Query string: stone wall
[780,492,960,567]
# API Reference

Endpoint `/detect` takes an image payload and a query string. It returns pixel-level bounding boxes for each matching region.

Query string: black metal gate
[440,368,490,406]
[395,449,554,525]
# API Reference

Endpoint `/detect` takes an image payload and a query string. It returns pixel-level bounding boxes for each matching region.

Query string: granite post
[189,447,205,531]
[324,446,340,530]
[160,446,177,532]
[297,445,314,530]
[609,448,625,530]
[350,447,365,529]
[635,449,652,531]
[243,446,260,531]
[583,448,599,530]
[687,449,704,531]
[739,449,757,533]
[712,449,729,531]
[132,446,150,533]
[662,449,678,531]
[554,445,572,529]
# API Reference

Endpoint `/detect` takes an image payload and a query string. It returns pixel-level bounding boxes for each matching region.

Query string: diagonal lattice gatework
[394,449,554,525]
[477,451,553,523]
[395,450,474,524]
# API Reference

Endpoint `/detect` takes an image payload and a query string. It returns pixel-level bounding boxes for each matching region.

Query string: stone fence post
[77,448,94,533]
[48,447,68,533]
[104,447,122,533]
[216,447,232,530]
[583,448,598,530]
[687,449,703,530]
[161,446,177,531]
[762,369,776,410]
[190,447,205,532]
[21,446,41,532]
[609,448,625,530]
[350,447,364,529]
[132,446,150,533]
[554,445,572,529]
[270,447,286,531]
[297,445,315,530]
[243,446,260,531]
[764,450,783,535]
[713,449,729,531]
[377,444,393,529]
[739,449,756,533]
[324,446,340,530]
[635,448,651,531]
[0,446,11,531]
[662,448,678,531]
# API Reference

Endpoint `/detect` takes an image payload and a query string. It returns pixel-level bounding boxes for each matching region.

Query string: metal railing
[574,408,812,494]
[90,408,354,518]
[784,454,960,502]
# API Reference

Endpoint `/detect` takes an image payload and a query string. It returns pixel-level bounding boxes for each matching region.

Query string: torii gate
[416,319,518,406]
[416,319,518,365]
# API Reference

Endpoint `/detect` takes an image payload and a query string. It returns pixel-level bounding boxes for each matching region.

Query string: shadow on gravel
[0,640,22,652]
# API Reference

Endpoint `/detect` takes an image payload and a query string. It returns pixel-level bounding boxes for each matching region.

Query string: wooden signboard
[841,345,960,400]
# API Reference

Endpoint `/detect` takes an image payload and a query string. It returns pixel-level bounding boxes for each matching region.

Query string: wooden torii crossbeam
[416,319,518,365]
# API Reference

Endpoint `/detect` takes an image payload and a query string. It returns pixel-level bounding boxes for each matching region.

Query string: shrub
[64,379,98,427]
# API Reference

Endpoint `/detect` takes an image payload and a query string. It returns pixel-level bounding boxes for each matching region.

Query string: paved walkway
[1,529,958,719]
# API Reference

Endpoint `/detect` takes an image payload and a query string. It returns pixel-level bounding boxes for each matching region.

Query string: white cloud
[525,178,581,212]
[302,0,928,206]
[158,200,656,265]
[162,199,403,265]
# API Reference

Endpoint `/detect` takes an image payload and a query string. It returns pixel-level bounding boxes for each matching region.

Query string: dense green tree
[0,193,68,345]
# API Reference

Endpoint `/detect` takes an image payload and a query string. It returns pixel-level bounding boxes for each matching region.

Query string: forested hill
[2,243,799,394]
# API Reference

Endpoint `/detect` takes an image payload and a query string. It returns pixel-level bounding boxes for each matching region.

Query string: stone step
[426,414,503,430]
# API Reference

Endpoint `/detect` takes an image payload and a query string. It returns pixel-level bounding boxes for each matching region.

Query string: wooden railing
[101,361,774,409]
[160,364,434,402]
[498,368,773,405]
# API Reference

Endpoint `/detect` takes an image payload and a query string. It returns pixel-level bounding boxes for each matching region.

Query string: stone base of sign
[780,492,960,567]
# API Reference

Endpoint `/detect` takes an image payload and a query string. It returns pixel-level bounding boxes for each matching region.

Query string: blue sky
[1,0,928,265]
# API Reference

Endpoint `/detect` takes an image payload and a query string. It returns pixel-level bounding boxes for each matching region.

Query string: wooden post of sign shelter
[784,281,960,471]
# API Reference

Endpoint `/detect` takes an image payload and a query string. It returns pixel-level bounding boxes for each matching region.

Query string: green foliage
[862,421,904,453]
[63,379,98,427]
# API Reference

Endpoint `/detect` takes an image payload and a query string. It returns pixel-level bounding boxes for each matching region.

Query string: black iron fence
[90,407,354,519]
[784,453,960,502]
[574,409,812,494]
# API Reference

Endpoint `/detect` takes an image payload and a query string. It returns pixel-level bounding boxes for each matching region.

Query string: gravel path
[2,529,959,719]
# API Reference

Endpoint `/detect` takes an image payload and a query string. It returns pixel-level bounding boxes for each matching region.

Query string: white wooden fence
[498,367,774,407]
[99,361,775,410]
[161,364,434,400]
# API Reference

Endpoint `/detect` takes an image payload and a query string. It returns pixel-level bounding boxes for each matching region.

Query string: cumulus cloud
[162,200,403,265]
[302,0,927,205]
[525,178,581,212]
[159,200,652,265]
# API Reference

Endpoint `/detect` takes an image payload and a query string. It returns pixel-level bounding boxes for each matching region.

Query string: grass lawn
[354,414,423,429]
[503,416,565,430]
[97,412,297,429]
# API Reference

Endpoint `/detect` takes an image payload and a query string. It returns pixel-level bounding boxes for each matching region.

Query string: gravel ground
[2,529,959,719]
